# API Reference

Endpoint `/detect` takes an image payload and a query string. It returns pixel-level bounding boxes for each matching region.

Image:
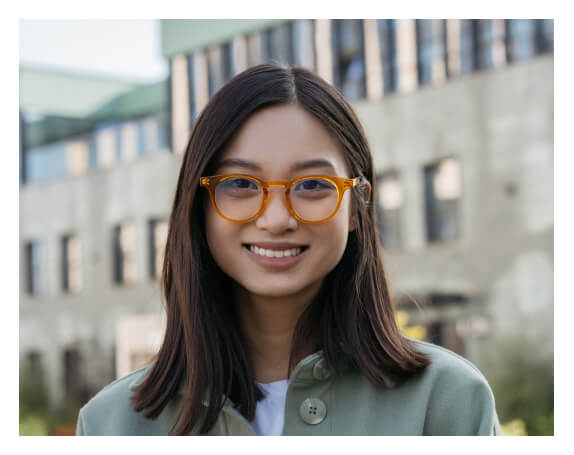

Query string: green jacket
[76,339,501,435]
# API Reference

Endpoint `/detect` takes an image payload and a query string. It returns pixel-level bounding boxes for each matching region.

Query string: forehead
[216,104,349,176]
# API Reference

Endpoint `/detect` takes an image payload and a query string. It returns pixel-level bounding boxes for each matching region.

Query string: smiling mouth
[242,244,309,258]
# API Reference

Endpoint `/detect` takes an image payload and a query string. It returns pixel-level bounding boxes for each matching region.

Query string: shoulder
[404,338,501,435]
[408,337,489,383]
[77,365,176,435]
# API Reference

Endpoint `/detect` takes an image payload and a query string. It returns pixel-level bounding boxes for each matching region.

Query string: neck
[234,280,323,383]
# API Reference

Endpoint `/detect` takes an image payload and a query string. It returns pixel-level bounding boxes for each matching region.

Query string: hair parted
[131,63,430,435]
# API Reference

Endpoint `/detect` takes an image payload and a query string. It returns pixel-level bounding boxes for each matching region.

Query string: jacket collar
[127,349,397,400]
[287,349,397,389]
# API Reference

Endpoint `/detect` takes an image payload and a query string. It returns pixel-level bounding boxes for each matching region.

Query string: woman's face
[204,104,356,300]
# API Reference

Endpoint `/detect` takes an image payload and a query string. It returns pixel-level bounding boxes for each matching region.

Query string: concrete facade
[355,54,553,372]
[20,151,182,406]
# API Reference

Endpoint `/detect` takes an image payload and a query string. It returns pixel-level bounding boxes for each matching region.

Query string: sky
[19,19,168,82]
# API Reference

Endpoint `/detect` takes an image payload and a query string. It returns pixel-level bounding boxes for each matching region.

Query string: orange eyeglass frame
[199,174,362,224]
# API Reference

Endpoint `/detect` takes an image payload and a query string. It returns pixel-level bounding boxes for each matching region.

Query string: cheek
[311,201,352,264]
[204,206,234,268]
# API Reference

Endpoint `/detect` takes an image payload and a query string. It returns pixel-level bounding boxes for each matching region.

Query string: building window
[261,28,273,63]
[475,20,493,69]
[26,350,43,376]
[263,22,295,65]
[27,141,68,183]
[115,314,166,378]
[186,53,196,124]
[88,137,98,170]
[506,19,537,62]
[416,19,434,85]
[19,112,26,185]
[535,19,554,54]
[207,45,221,96]
[24,241,43,296]
[376,171,403,249]
[136,120,145,156]
[416,19,447,86]
[156,114,169,153]
[221,42,233,85]
[475,20,507,70]
[459,19,477,75]
[113,221,136,285]
[425,319,465,355]
[63,348,82,398]
[148,218,168,280]
[331,19,366,101]
[207,43,233,97]
[140,117,159,155]
[377,19,398,93]
[424,157,461,243]
[61,234,82,293]
[293,19,315,71]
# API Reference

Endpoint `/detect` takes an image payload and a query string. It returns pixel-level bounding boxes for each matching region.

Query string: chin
[242,280,311,299]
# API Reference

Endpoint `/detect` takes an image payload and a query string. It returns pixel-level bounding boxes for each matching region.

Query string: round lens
[214,176,263,221]
[290,178,338,222]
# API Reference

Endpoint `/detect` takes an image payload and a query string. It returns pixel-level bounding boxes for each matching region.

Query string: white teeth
[249,245,304,258]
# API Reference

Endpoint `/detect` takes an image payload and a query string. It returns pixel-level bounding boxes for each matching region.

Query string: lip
[243,244,309,271]
[243,242,308,250]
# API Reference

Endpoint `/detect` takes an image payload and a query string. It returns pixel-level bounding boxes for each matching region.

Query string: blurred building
[20,19,553,411]
[19,67,171,408]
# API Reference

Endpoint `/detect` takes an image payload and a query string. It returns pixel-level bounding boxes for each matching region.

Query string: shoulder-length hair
[132,63,430,435]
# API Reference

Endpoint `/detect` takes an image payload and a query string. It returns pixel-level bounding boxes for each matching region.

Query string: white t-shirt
[251,379,290,436]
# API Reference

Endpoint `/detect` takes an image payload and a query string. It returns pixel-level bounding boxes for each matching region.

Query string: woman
[76,63,501,436]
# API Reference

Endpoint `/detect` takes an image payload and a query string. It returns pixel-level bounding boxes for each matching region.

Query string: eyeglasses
[199,174,363,224]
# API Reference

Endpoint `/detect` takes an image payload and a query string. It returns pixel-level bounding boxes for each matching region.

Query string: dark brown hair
[132,63,430,435]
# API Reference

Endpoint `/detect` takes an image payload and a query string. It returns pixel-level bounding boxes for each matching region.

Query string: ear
[357,178,372,205]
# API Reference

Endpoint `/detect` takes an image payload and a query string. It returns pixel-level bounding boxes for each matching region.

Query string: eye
[294,178,334,191]
[217,177,261,198]
[292,178,337,200]
[231,178,256,189]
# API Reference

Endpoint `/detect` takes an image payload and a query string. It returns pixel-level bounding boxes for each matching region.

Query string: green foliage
[486,334,554,436]
[19,413,49,436]
[19,357,81,436]
[500,418,527,436]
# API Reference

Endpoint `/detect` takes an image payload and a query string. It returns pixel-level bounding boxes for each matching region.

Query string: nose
[254,187,298,232]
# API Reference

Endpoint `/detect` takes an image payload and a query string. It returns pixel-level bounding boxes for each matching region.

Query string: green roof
[19,66,142,118]
[20,66,168,147]
[90,80,167,121]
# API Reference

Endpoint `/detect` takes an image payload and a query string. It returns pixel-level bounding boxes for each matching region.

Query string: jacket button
[299,398,327,425]
[312,358,331,381]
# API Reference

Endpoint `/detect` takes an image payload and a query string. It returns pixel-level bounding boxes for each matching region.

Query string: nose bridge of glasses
[264,182,288,202]
[265,181,290,189]
[263,181,290,199]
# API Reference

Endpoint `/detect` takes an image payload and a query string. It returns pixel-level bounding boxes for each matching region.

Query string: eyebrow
[215,158,337,173]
